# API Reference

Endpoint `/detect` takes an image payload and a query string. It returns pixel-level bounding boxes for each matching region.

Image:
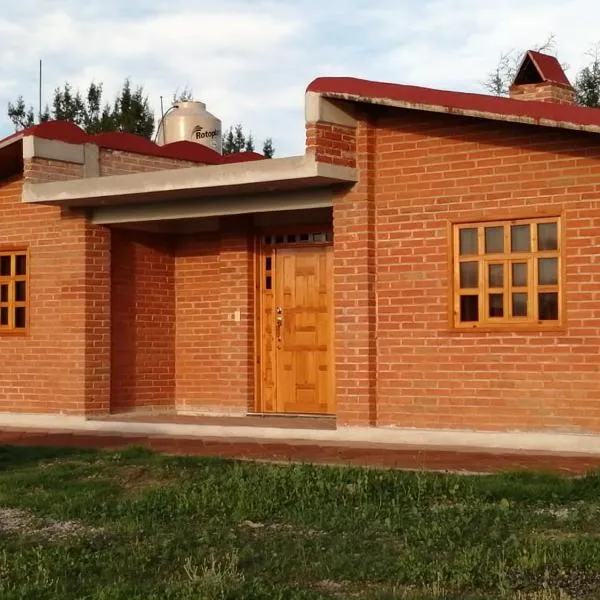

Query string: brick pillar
[57,213,111,415]
[219,216,254,414]
[84,223,111,414]
[333,121,377,426]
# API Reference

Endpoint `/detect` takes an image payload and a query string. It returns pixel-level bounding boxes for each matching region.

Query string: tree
[483,36,600,108]
[7,79,155,138]
[262,137,274,159]
[575,45,600,108]
[7,96,36,130]
[221,123,275,158]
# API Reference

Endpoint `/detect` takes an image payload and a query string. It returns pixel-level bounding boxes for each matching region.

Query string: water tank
[156,101,222,154]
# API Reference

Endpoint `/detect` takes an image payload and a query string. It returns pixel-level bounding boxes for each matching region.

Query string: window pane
[512,293,528,317]
[459,228,478,256]
[538,258,558,285]
[15,255,26,276]
[0,306,7,326]
[0,284,7,303]
[538,222,558,251]
[265,256,272,271]
[265,276,272,290]
[511,224,530,252]
[539,293,558,320]
[485,227,504,253]
[0,256,10,276]
[489,294,504,317]
[460,295,479,322]
[15,281,26,302]
[14,307,26,329]
[512,263,528,287]
[459,262,478,288]
[488,264,504,288]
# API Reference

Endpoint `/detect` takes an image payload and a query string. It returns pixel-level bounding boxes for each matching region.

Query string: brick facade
[2,65,600,435]
[370,111,600,432]
[0,173,110,415]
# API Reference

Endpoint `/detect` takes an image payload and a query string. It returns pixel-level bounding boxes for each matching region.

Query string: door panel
[258,240,333,415]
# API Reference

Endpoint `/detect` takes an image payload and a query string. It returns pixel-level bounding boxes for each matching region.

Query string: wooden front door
[258,232,334,414]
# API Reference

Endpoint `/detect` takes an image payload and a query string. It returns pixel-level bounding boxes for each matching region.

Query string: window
[452,218,562,329]
[0,250,28,332]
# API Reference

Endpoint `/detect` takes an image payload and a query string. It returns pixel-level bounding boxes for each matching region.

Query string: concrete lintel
[90,189,333,225]
[305,91,357,127]
[22,135,86,164]
[318,91,600,135]
[23,154,357,208]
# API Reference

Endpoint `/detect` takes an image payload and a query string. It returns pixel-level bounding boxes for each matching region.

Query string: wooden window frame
[450,217,564,331]
[0,247,29,335]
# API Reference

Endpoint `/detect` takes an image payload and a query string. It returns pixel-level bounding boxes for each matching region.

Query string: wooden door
[258,237,334,414]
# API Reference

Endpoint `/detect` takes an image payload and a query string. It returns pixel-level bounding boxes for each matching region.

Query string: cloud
[1,0,599,156]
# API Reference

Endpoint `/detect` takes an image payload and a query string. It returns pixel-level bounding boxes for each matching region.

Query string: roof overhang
[307,78,600,136]
[0,135,23,181]
[22,154,356,209]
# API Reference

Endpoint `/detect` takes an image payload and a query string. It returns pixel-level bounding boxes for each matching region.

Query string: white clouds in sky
[1,0,599,155]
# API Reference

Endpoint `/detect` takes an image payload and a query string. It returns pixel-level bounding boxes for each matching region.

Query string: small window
[0,251,28,333]
[453,218,561,329]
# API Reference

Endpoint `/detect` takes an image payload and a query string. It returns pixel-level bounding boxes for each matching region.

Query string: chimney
[509,50,575,105]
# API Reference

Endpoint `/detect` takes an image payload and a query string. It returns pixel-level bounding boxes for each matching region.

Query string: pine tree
[222,123,275,157]
[7,79,155,138]
[262,138,274,159]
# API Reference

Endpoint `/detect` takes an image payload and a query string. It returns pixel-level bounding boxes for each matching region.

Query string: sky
[1,0,599,156]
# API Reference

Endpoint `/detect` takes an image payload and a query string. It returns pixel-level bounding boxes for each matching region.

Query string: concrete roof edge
[317,90,600,135]
[23,154,357,205]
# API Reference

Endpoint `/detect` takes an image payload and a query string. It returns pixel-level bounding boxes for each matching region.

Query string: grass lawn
[1,446,600,599]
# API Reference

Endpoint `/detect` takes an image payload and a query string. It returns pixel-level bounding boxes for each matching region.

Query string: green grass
[1,446,600,599]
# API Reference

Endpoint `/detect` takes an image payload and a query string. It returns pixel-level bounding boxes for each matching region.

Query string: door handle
[275,307,283,343]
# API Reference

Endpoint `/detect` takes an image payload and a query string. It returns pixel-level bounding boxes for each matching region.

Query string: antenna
[159,96,166,144]
[38,59,42,122]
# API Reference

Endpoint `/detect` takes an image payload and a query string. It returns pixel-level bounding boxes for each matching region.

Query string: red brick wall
[306,122,356,168]
[111,229,175,412]
[174,219,254,415]
[368,110,600,432]
[332,120,377,426]
[24,157,84,182]
[509,82,575,105]
[175,234,222,411]
[0,172,110,415]
[99,150,200,176]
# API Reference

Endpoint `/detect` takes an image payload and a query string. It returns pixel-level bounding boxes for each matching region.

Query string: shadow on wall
[110,229,176,413]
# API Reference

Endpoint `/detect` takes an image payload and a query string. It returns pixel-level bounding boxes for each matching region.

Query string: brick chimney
[509,50,575,105]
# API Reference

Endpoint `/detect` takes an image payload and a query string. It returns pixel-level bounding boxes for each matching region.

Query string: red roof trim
[307,76,600,131]
[0,120,265,165]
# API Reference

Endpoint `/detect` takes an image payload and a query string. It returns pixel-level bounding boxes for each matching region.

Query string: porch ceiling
[22,154,356,210]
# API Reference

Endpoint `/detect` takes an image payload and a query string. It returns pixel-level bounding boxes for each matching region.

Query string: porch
[24,154,358,422]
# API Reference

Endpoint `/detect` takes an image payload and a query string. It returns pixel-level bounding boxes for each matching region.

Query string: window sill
[447,324,566,334]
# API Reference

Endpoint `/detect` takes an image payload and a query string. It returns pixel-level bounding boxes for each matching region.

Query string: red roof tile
[0,120,265,166]
[307,75,600,133]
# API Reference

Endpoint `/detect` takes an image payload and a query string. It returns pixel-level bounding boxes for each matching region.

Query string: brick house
[1,50,599,435]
